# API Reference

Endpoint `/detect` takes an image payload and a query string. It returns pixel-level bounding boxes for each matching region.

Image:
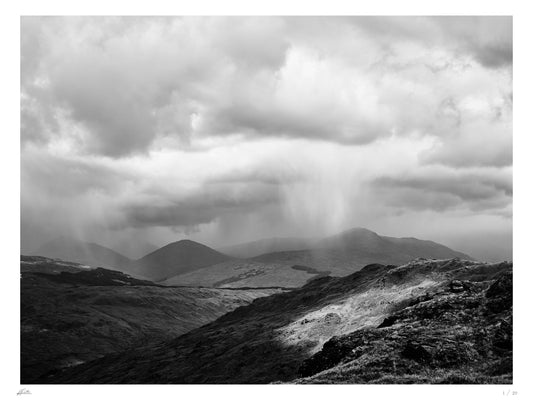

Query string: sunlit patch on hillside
[277,279,440,353]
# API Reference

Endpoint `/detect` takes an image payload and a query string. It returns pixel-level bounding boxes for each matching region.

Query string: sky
[20,16,512,261]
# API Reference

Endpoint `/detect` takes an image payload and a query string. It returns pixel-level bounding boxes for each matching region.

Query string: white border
[2,2,530,399]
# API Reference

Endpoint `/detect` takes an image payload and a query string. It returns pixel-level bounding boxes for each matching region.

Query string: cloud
[433,16,512,69]
[122,183,279,229]
[21,150,136,197]
[20,17,512,261]
[347,16,512,69]
[371,167,512,213]
[21,17,512,158]
[20,17,290,157]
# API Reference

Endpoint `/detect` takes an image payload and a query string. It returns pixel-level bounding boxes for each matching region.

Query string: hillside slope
[161,260,329,288]
[132,240,232,281]
[218,237,317,258]
[295,270,512,383]
[21,258,279,383]
[32,238,132,272]
[48,258,511,384]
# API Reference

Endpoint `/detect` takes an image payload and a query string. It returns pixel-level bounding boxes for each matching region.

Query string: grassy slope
[295,270,512,384]
[21,269,278,383]
[49,258,511,384]
[218,237,318,258]
[161,260,323,288]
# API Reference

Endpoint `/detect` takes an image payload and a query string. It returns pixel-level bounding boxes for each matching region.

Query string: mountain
[132,240,232,281]
[32,238,232,282]
[32,237,132,272]
[312,227,473,265]
[45,258,512,384]
[218,237,318,258]
[164,228,473,288]
[20,257,280,383]
[268,227,474,268]
[21,255,94,274]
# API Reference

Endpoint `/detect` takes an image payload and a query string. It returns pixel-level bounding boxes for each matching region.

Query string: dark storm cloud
[199,97,387,146]
[421,136,513,168]
[206,167,304,186]
[122,183,280,229]
[349,16,512,69]
[372,169,512,212]
[21,151,136,196]
[469,41,512,69]
[433,16,512,69]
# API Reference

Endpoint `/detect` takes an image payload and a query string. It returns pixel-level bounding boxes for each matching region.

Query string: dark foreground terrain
[21,256,280,383]
[38,258,512,384]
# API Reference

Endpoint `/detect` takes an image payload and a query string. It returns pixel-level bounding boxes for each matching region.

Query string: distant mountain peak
[133,239,231,281]
[162,239,212,248]
[340,227,377,234]
[32,237,131,271]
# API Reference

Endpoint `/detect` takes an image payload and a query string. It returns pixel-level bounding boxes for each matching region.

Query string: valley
[35,258,512,384]
[20,256,280,382]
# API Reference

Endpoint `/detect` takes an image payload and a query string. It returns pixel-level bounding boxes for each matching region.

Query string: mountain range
[31,227,473,287]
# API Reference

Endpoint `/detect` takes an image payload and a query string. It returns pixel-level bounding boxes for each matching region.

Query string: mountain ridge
[164,228,473,287]
[31,228,474,287]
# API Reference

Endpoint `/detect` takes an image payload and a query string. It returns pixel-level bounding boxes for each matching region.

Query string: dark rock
[401,341,433,363]
[298,336,352,377]
[449,279,475,293]
[449,280,466,293]
[433,342,479,367]
[378,315,398,328]
[493,316,513,352]
[486,272,512,314]
[486,356,513,376]
[486,272,512,298]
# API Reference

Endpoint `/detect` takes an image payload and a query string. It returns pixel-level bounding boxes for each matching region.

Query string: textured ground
[161,260,327,288]
[46,258,512,384]
[295,271,512,383]
[20,261,279,383]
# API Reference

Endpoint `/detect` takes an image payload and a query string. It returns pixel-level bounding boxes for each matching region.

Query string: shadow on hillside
[38,264,394,383]
[38,260,511,384]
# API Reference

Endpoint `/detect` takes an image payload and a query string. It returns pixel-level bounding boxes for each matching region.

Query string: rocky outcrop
[296,271,512,384]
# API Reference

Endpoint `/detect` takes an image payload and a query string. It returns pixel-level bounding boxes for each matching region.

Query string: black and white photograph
[8,5,527,396]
